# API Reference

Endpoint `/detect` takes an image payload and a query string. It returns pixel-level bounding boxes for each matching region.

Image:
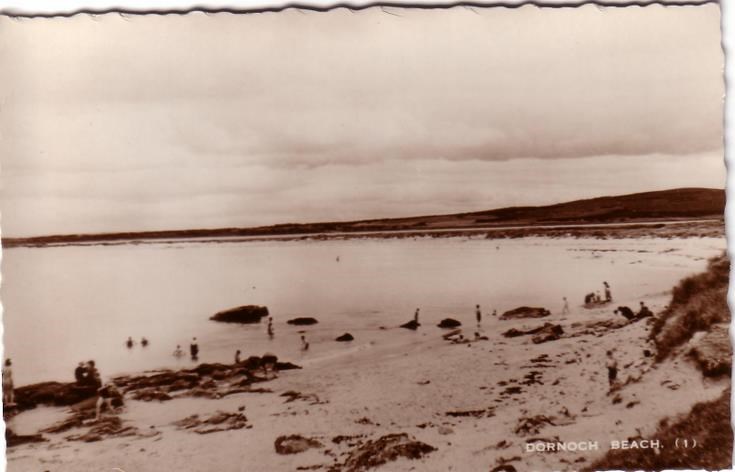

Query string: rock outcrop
[14,382,100,412]
[210,305,269,324]
[287,317,319,326]
[437,318,462,329]
[500,307,550,320]
[274,434,323,454]
[531,324,564,344]
[400,320,420,330]
[336,333,355,342]
[339,433,436,471]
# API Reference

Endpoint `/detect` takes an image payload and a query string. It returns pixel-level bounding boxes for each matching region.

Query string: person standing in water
[141,337,149,347]
[267,317,274,339]
[190,337,199,361]
[604,282,612,302]
[562,297,570,315]
[125,337,134,349]
[414,308,420,324]
[3,359,15,405]
[475,305,482,326]
[173,345,184,358]
[234,350,241,364]
[301,335,310,351]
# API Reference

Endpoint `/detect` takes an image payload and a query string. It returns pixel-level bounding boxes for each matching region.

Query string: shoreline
[2,218,724,249]
[6,281,729,471]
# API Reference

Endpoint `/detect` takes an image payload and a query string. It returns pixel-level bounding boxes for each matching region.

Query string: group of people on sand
[73,360,122,421]
[74,360,102,389]
[125,336,149,349]
[584,281,613,305]
[614,302,653,321]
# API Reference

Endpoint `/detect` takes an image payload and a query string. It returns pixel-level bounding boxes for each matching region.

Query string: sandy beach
[5,240,729,472]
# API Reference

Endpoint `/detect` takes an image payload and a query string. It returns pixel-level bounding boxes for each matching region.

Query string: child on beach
[301,335,310,351]
[604,281,612,302]
[3,359,15,405]
[606,350,618,391]
[95,383,121,422]
[173,345,184,358]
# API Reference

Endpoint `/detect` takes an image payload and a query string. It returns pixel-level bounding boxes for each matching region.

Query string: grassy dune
[650,253,730,362]
[590,253,732,471]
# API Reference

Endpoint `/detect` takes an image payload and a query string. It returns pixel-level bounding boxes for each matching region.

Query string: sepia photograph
[0,3,730,471]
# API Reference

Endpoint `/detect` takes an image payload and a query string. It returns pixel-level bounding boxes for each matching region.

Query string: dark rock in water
[287,317,319,326]
[437,318,462,329]
[336,333,355,342]
[400,320,420,330]
[5,428,46,447]
[531,324,564,344]
[274,434,324,454]
[490,465,517,472]
[500,307,550,320]
[14,381,98,411]
[210,305,269,324]
[340,433,436,471]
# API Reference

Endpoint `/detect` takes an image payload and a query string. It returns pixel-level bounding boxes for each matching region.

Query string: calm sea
[0,236,725,386]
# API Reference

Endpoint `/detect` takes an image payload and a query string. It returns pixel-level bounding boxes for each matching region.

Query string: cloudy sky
[0,4,724,237]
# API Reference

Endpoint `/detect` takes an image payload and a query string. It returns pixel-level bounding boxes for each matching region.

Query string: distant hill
[2,187,725,247]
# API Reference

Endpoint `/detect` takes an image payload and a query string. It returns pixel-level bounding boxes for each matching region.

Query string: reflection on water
[1,236,725,386]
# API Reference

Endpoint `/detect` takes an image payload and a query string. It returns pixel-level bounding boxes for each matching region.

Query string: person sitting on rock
[614,306,636,321]
[95,383,121,422]
[86,360,102,389]
[74,361,87,385]
[637,302,653,319]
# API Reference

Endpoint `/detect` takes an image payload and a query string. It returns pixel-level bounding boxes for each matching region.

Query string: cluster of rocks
[500,307,550,321]
[502,322,564,344]
[111,357,300,402]
[331,433,436,472]
[275,434,324,454]
[173,411,250,434]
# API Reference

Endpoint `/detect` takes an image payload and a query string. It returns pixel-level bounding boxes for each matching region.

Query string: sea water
[0,236,725,386]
